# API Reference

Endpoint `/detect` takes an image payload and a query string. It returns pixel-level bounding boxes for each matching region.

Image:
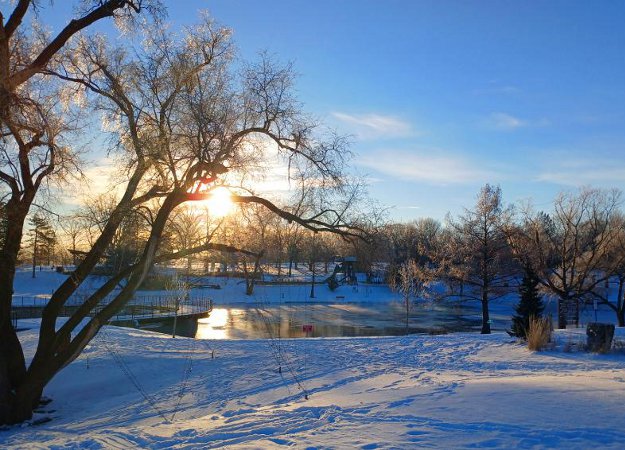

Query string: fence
[11,293,213,328]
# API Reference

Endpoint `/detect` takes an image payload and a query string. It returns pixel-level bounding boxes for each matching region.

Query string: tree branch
[9,0,134,87]
[4,0,30,39]
[218,193,367,241]
[54,240,259,367]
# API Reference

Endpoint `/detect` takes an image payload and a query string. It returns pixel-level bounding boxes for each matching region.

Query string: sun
[205,187,234,218]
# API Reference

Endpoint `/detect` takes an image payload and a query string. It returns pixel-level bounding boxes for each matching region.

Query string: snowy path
[4,326,625,449]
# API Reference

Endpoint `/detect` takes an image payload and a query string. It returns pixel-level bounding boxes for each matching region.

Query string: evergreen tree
[26,214,56,278]
[509,266,545,338]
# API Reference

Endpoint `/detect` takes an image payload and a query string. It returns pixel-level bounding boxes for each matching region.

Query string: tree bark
[558,297,567,329]
[0,198,30,424]
[481,290,491,334]
[7,191,185,424]
[617,279,624,327]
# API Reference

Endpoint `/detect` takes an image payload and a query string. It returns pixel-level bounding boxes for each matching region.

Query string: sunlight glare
[196,308,229,340]
[205,187,233,218]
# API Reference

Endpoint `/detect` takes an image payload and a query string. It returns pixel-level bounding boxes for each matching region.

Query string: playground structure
[327,256,358,290]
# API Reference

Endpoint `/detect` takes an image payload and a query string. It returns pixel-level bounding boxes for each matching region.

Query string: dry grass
[527,316,552,351]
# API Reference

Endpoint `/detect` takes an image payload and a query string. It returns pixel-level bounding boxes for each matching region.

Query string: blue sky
[37,1,625,220]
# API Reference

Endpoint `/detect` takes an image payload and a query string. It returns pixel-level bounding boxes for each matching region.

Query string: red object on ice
[302,324,314,332]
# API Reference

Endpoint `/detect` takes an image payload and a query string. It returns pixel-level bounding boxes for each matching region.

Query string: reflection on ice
[192,302,499,340]
[198,308,228,327]
[196,308,230,339]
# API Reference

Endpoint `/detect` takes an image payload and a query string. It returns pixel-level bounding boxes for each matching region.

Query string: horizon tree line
[388,184,625,333]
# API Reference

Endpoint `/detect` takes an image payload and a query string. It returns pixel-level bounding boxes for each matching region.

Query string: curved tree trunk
[0,198,32,424]
[5,190,185,423]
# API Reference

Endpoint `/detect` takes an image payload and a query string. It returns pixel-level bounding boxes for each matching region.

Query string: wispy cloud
[484,112,527,130]
[482,112,549,131]
[332,112,414,139]
[64,157,127,205]
[358,149,498,185]
[536,158,625,187]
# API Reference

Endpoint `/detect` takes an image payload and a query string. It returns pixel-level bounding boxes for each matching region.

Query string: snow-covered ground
[6,266,625,448]
[4,323,625,449]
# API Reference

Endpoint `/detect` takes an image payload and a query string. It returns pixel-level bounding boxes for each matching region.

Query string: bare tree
[384,222,419,264]
[508,188,622,329]
[1,15,364,424]
[58,213,88,266]
[390,259,421,329]
[421,184,515,334]
[167,206,204,273]
[0,1,158,425]
[587,213,625,326]
[235,203,274,294]
[601,216,625,326]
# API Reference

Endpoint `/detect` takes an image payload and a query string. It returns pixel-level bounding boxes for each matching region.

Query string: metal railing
[11,293,213,328]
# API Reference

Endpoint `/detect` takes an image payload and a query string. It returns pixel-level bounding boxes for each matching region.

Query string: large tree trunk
[405,297,410,330]
[244,254,262,296]
[557,297,567,329]
[34,165,147,366]
[481,290,491,334]
[617,279,624,327]
[0,322,27,424]
[0,199,31,424]
[8,191,184,424]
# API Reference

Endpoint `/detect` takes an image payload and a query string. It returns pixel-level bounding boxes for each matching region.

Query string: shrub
[527,315,552,351]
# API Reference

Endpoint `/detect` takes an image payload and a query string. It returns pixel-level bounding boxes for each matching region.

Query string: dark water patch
[124,316,201,337]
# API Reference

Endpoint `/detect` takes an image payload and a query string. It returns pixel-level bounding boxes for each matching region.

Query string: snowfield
[4,323,625,449]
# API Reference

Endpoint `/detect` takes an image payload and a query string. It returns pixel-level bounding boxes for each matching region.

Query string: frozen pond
[142,301,514,339]
[118,294,614,340]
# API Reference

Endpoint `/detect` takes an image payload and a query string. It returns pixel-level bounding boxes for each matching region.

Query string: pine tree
[26,214,56,278]
[509,267,545,339]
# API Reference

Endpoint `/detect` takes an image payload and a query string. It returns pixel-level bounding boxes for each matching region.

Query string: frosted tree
[0,12,364,424]
[421,184,515,334]
[0,1,160,424]
[508,188,622,328]
[390,259,421,329]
